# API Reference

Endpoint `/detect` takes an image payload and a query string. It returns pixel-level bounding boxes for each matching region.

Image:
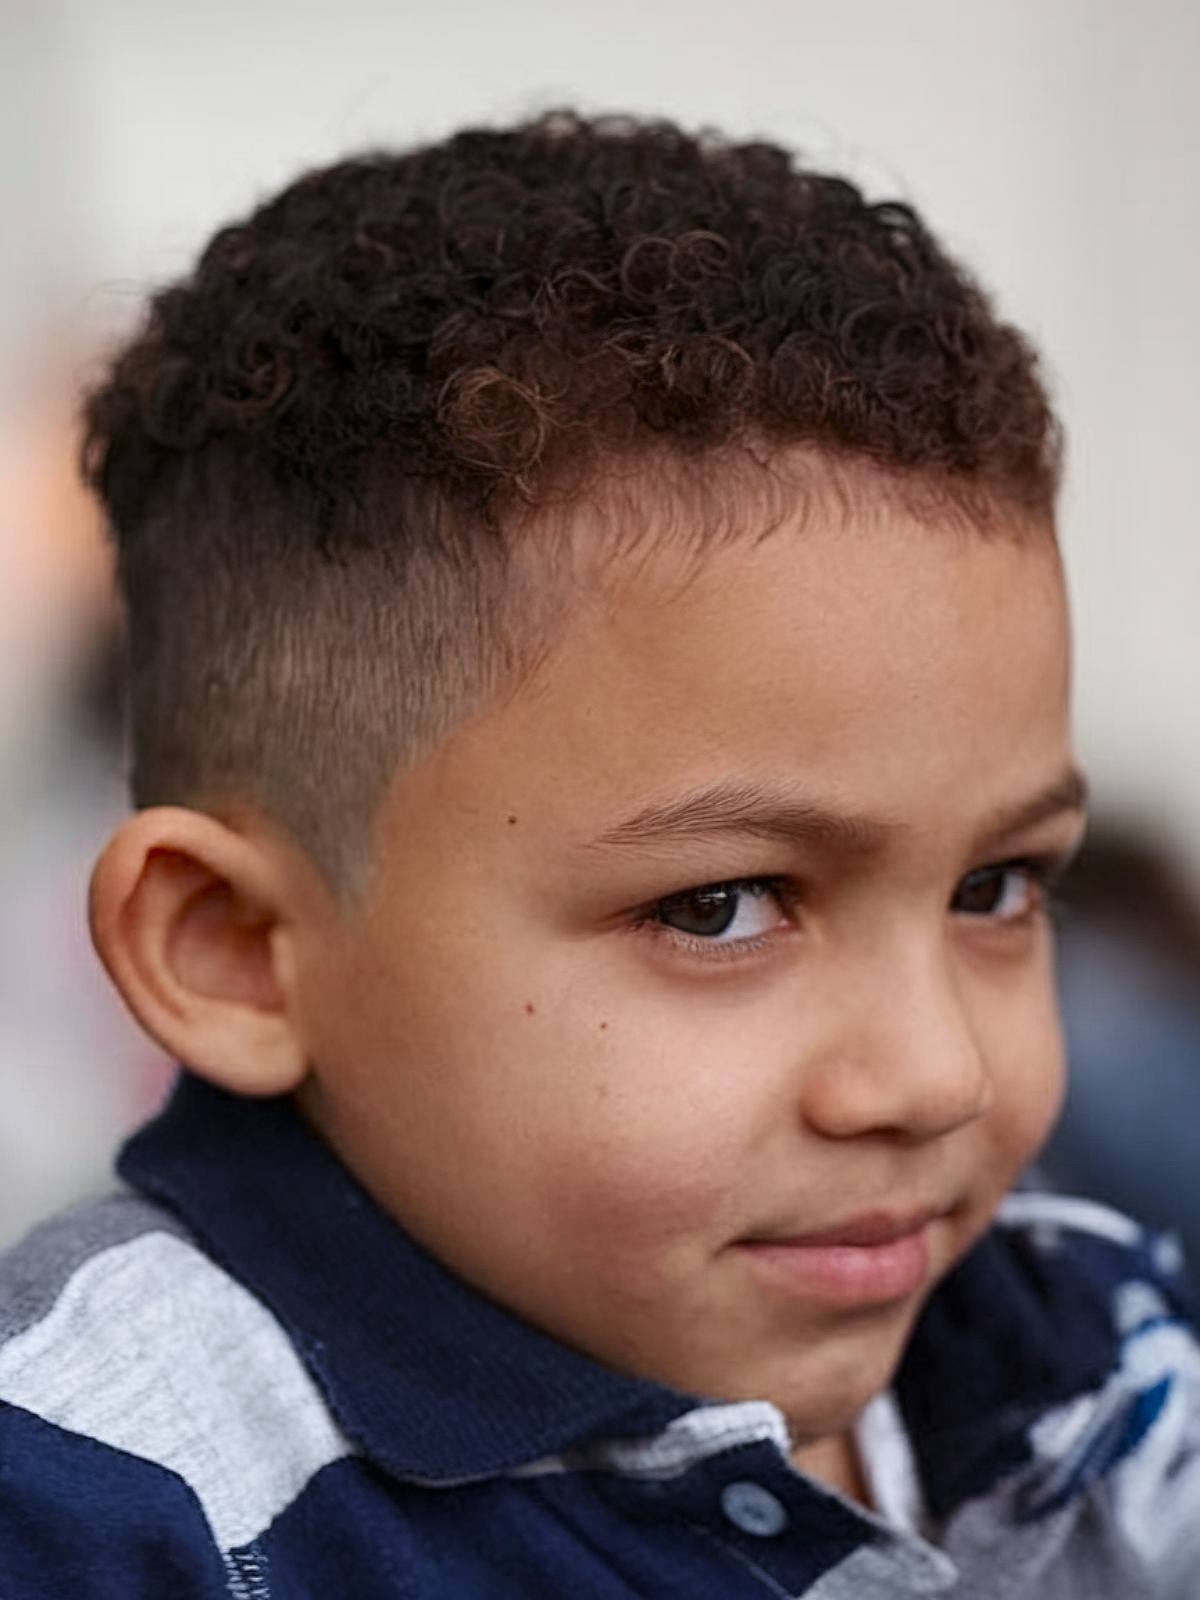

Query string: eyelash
[633,857,1068,964]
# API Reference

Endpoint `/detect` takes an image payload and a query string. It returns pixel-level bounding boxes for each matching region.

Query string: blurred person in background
[0,382,168,1248]
[1045,825,1200,1270]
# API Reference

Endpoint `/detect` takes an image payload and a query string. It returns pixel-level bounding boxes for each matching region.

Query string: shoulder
[0,1187,189,1336]
[0,1191,352,1595]
[916,1189,1198,1412]
[995,1191,1200,1593]
[994,1188,1198,1335]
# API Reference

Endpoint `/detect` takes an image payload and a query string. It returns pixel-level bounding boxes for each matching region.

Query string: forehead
[389,489,1071,866]
[539,499,1057,752]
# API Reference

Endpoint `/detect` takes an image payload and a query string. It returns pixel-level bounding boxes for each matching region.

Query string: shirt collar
[118,1073,1122,1507]
[118,1072,692,1484]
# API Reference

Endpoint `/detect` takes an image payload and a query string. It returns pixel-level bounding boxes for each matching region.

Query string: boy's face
[295,484,1082,1453]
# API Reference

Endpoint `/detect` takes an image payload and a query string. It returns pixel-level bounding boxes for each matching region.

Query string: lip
[758,1207,944,1250]
[733,1208,945,1305]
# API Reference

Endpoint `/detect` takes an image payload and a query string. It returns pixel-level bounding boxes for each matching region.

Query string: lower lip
[734,1225,932,1305]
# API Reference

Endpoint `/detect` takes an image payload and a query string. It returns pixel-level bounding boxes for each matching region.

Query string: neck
[790,1430,872,1506]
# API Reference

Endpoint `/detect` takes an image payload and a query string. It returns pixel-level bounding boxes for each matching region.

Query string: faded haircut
[81,111,1061,895]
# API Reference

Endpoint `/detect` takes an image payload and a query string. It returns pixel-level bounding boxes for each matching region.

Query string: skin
[91,484,1085,1502]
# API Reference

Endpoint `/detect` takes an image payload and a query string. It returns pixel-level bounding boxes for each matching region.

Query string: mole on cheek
[507,815,518,825]
[599,1021,608,1030]
[524,1001,536,1015]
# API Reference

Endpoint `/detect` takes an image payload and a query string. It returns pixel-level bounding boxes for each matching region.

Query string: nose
[801,942,994,1143]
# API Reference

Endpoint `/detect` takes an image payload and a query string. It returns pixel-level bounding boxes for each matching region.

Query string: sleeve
[1069,1227,1200,1599]
[1111,1282,1200,1600]
[0,1400,233,1600]
[992,1195,1200,1596]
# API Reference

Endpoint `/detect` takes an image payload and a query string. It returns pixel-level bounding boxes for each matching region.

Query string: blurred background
[1,0,1197,1252]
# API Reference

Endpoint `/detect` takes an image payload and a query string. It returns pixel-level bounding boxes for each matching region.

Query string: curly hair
[82,111,1061,892]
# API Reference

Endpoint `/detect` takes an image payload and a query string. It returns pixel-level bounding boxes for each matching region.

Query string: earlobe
[88,807,309,1097]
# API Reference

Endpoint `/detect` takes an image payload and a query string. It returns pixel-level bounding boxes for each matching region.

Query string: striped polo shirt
[1,1072,1198,1598]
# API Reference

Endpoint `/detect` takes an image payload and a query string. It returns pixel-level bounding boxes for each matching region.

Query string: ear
[88,806,309,1096]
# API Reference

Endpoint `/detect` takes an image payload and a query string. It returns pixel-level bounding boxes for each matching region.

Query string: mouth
[732,1207,948,1305]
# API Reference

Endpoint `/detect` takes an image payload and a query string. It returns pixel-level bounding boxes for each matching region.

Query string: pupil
[958,868,1003,914]
[663,887,738,937]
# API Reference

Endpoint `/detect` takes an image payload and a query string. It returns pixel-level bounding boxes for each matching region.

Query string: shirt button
[720,1480,789,1537]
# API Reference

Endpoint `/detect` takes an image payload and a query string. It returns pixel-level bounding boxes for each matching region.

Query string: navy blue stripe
[0,1401,229,1599]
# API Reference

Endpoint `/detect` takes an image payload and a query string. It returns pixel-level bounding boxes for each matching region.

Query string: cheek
[542,1127,714,1247]
[989,988,1068,1174]
[350,947,758,1244]
[537,1070,748,1254]
[528,1011,785,1272]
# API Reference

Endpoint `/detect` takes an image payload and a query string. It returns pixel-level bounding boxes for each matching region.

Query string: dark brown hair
[82,111,1061,892]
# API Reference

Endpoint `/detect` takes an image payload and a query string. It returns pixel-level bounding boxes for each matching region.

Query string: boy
[1,111,1197,1598]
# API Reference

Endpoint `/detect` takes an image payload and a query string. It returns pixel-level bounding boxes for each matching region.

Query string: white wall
[6,0,1199,880]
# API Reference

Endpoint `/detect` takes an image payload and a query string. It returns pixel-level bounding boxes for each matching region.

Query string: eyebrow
[589,768,1089,856]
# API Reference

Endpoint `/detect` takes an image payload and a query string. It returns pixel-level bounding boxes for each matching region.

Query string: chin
[768,1310,920,1435]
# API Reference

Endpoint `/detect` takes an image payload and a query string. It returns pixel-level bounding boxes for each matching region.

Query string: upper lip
[739,1206,946,1249]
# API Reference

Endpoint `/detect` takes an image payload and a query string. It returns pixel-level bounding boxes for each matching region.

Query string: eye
[649,877,788,947]
[952,861,1045,921]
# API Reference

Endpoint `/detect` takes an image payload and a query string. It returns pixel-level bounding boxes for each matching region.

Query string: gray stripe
[0,1230,352,1551]
[0,1187,188,1345]
[941,1482,1155,1600]
[805,1538,957,1598]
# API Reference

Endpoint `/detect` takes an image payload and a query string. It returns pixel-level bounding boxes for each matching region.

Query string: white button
[720,1480,788,1537]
